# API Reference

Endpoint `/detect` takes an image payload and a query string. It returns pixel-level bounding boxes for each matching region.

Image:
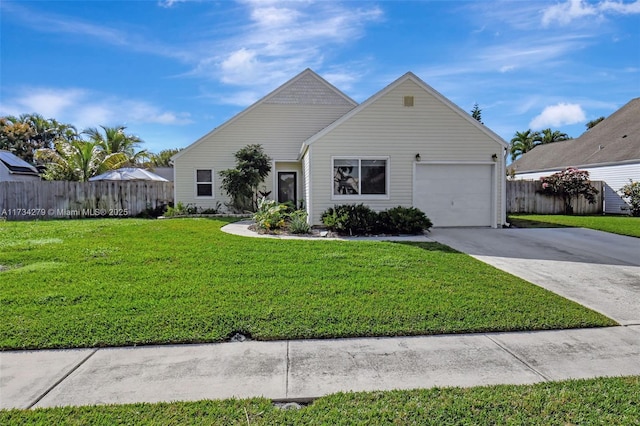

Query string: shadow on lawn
[507,217,573,229]
[392,241,463,254]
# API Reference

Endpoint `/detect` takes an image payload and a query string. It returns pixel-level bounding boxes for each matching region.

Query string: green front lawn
[509,214,640,238]
[2,376,638,424]
[0,218,615,350]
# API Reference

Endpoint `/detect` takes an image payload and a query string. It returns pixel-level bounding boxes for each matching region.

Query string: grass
[0,218,615,350]
[509,214,640,238]
[2,376,639,424]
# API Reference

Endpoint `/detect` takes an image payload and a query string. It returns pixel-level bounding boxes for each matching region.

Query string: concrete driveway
[428,227,640,326]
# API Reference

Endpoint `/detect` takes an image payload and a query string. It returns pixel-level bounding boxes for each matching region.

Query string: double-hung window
[196,169,214,197]
[333,157,388,198]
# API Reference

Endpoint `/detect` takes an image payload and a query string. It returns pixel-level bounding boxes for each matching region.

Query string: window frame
[331,156,390,201]
[195,168,214,198]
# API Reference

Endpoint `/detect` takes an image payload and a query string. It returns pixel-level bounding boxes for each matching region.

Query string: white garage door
[414,164,494,227]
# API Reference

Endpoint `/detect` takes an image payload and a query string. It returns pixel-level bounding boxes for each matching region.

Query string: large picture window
[333,158,387,197]
[196,169,213,197]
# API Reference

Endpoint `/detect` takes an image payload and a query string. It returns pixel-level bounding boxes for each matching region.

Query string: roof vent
[403,96,414,107]
[598,145,604,150]
[622,134,628,138]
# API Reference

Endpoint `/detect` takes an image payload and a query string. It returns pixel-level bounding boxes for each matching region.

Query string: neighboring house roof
[89,167,169,182]
[512,98,640,173]
[299,72,508,157]
[0,150,40,176]
[173,68,358,161]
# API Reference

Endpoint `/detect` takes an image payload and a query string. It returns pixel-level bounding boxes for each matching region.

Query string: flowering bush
[253,197,288,231]
[539,168,598,215]
[619,180,640,216]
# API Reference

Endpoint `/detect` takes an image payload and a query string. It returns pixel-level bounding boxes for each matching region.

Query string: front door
[277,172,297,206]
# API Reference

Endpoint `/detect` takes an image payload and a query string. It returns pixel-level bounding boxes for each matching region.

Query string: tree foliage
[1,112,179,181]
[539,168,599,215]
[147,148,182,167]
[509,130,539,161]
[35,140,128,182]
[509,128,571,161]
[219,144,272,212]
[537,128,571,144]
[585,117,605,130]
[83,125,147,166]
[619,180,640,217]
[0,113,77,164]
[470,103,483,124]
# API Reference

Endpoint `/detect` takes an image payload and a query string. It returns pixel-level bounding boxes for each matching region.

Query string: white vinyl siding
[174,102,354,210]
[302,150,312,221]
[307,79,506,225]
[515,162,640,214]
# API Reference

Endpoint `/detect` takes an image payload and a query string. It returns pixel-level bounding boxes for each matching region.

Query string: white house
[0,150,40,182]
[511,98,640,214]
[173,69,508,227]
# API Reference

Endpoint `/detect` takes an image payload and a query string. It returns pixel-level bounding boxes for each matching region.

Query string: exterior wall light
[491,153,498,162]
[415,153,421,162]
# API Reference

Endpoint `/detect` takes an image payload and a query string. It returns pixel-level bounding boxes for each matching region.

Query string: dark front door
[277,172,297,206]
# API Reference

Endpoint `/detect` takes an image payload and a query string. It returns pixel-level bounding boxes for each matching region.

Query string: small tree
[219,144,272,212]
[619,180,640,217]
[470,103,483,124]
[539,168,598,215]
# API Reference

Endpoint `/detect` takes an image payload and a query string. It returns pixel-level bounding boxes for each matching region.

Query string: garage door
[414,164,493,227]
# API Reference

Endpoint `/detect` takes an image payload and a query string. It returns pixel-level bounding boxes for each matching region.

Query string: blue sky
[1,0,639,155]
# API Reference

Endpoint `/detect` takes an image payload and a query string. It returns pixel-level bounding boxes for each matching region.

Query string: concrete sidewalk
[2,326,640,409]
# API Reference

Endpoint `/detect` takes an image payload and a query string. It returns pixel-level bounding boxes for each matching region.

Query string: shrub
[164,202,197,217]
[619,180,640,217]
[287,209,311,234]
[219,145,272,212]
[377,206,432,234]
[539,168,598,214]
[253,197,288,231]
[321,204,378,235]
[136,203,168,219]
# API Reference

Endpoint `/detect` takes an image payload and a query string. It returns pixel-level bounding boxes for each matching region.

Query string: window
[333,158,387,197]
[196,169,213,197]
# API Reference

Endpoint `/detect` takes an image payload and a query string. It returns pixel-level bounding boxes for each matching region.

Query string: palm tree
[585,117,605,131]
[536,128,571,145]
[147,148,182,167]
[1,113,78,163]
[35,140,127,181]
[509,129,541,161]
[83,125,147,166]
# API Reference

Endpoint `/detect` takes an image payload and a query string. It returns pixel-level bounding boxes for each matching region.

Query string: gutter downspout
[503,147,508,227]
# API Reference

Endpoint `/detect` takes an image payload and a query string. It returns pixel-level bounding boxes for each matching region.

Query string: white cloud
[250,6,300,27]
[13,88,87,118]
[158,0,190,8]
[0,87,192,130]
[529,103,586,129]
[193,1,383,92]
[220,48,260,85]
[542,0,640,26]
[600,0,640,13]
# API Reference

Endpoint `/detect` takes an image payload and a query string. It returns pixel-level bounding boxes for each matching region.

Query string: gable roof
[512,98,640,173]
[299,72,508,156]
[173,69,357,161]
[0,150,39,176]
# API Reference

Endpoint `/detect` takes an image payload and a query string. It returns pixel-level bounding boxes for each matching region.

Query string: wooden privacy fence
[507,180,604,215]
[0,181,174,220]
